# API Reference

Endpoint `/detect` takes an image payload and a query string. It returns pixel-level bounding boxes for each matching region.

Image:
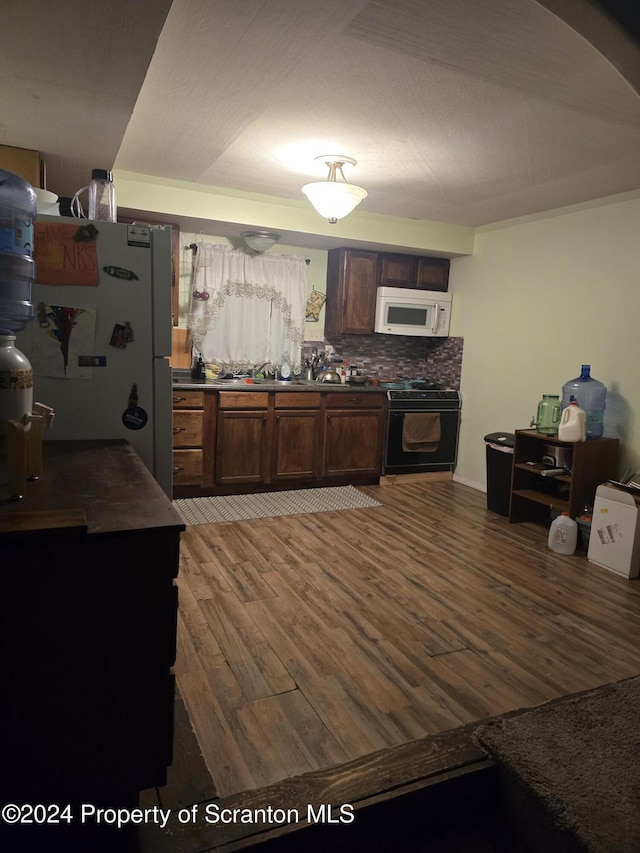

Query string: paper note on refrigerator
[29,303,97,379]
[34,222,99,286]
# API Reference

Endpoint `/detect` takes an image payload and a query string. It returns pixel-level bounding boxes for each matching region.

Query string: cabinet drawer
[173,410,203,446]
[275,392,321,408]
[172,390,204,409]
[218,391,269,409]
[172,449,203,484]
[325,392,385,408]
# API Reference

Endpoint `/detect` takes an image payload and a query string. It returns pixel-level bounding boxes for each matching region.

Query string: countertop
[0,439,185,535]
[173,374,386,393]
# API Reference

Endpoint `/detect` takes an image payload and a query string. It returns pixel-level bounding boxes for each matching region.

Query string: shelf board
[514,462,571,483]
[512,488,569,512]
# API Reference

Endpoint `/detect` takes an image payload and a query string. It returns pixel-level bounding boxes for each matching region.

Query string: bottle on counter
[191,353,206,380]
[561,365,606,439]
[0,334,33,438]
[280,351,291,381]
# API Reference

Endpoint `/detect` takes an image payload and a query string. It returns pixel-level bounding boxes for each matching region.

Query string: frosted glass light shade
[241,231,281,253]
[301,181,367,224]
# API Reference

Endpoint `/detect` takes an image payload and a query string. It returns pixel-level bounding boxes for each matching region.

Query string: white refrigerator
[17,216,174,496]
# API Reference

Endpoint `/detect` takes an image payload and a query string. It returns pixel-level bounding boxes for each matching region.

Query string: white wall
[451,192,640,490]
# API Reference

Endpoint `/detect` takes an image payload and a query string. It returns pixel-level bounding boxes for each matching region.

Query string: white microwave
[374,287,452,337]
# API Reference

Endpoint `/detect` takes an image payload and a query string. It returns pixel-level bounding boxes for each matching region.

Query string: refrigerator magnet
[103,265,139,281]
[110,324,128,348]
[122,384,148,431]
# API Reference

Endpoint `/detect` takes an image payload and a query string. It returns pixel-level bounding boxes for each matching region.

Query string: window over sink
[186,242,307,375]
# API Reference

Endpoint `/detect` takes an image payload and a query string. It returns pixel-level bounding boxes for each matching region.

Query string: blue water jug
[561,365,607,440]
[0,169,37,333]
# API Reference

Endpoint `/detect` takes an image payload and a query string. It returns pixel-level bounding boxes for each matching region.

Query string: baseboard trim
[380,472,453,485]
[452,473,486,492]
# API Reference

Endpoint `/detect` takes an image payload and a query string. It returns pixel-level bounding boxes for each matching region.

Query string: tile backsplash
[303,335,463,389]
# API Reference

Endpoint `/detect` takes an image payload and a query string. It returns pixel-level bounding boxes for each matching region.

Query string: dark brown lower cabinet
[273,409,322,480]
[174,388,387,496]
[216,409,270,485]
[323,401,385,478]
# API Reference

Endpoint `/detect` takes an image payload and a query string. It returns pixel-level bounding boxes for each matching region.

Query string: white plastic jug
[548,512,578,555]
[558,401,586,442]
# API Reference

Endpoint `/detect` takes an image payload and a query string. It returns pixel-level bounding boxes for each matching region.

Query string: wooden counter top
[0,439,185,537]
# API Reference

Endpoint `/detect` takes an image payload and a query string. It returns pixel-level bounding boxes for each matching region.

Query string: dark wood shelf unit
[508,429,619,523]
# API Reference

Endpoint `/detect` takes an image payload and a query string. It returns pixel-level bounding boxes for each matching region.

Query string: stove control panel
[387,389,460,401]
[387,388,461,411]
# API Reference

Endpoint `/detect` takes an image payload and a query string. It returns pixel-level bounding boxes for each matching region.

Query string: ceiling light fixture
[301,155,367,224]
[241,230,281,253]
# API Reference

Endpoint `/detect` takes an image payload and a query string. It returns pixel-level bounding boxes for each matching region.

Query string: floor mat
[174,485,382,524]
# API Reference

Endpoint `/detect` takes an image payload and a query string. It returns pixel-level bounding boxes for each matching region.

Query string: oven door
[385,409,460,473]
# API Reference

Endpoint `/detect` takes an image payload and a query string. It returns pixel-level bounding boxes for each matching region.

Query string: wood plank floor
[173,478,640,807]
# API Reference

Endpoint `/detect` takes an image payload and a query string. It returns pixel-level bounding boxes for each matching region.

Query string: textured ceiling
[3,0,640,230]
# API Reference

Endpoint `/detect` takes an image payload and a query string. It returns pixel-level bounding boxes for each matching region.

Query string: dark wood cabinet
[172,389,204,488]
[326,249,451,338]
[325,248,380,335]
[273,392,322,481]
[173,386,387,496]
[216,392,271,485]
[380,252,450,291]
[509,430,619,523]
[416,256,450,291]
[380,253,418,288]
[323,392,385,478]
[0,441,183,799]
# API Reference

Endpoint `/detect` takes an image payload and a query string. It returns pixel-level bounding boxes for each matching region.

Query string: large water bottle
[0,169,37,334]
[561,364,607,440]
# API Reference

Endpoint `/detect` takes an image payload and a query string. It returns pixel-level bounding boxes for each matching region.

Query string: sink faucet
[250,362,268,378]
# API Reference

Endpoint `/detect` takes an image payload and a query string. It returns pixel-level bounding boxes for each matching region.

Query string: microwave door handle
[432,303,440,333]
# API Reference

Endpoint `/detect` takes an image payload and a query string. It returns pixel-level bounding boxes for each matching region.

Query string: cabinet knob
[173,396,186,403]
[173,427,185,434]
[172,467,184,474]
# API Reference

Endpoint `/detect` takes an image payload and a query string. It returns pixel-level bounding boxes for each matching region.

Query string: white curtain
[186,243,307,374]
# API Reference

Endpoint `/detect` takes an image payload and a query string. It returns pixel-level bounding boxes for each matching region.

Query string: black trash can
[484,432,515,517]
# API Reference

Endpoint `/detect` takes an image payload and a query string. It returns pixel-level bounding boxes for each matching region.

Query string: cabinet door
[323,409,384,477]
[416,257,450,291]
[273,410,322,480]
[326,249,379,335]
[380,253,418,288]
[216,410,270,485]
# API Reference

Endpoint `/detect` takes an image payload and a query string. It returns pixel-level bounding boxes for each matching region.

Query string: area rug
[474,677,640,852]
[173,485,381,525]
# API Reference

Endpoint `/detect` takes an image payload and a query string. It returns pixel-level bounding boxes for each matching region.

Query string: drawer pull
[172,467,184,474]
[173,426,185,434]
[173,396,187,403]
